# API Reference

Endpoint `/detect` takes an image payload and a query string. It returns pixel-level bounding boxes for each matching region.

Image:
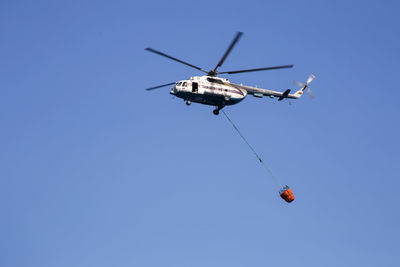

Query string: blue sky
[1,1,399,266]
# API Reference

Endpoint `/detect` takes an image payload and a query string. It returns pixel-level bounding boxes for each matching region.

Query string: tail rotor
[293,74,316,99]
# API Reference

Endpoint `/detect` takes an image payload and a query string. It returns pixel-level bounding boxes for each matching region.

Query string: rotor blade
[307,74,316,84]
[146,82,175,91]
[219,65,294,74]
[307,87,315,99]
[293,80,305,87]
[213,32,243,73]
[145,48,208,73]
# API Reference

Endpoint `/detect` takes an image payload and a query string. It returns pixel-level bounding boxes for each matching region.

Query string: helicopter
[145,32,315,115]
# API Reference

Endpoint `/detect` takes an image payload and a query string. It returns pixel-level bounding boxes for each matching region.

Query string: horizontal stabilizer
[278,89,291,101]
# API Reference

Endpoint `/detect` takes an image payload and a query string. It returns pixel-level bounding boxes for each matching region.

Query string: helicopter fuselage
[170,76,247,108]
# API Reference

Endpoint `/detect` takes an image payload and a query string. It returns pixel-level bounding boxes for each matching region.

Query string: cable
[221,109,281,188]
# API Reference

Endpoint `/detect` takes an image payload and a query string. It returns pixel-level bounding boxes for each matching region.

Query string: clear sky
[1,1,399,266]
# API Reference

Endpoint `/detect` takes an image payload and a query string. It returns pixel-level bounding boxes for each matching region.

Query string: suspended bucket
[279,185,295,203]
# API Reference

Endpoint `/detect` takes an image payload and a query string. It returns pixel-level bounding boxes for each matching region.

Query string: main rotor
[145,32,293,90]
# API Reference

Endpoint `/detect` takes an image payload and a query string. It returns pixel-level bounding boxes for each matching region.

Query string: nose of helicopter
[170,85,177,95]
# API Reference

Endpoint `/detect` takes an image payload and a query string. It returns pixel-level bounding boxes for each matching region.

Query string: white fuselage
[170,76,247,107]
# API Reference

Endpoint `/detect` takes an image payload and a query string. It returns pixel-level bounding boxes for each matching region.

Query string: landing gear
[213,106,223,115]
[186,100,191,106]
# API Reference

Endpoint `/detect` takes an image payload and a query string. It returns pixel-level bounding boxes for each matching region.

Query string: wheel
[186,100,191,106]
[213,109,219,115]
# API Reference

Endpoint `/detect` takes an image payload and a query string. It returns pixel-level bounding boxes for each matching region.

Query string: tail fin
[294,74,316,98]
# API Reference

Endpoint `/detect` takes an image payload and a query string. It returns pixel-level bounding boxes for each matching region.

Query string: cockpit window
[182,82,187,86]
[207,78,224,84]
[178,82,182,85]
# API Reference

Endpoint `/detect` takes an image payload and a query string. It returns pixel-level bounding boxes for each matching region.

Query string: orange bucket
[279,185,295,203]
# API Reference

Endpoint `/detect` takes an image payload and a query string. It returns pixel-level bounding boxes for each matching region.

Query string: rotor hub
[207,70,218,77]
